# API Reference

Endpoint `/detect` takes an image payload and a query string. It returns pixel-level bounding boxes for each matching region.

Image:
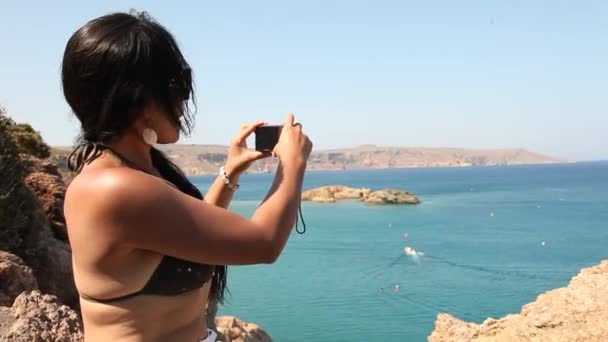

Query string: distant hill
[306,144,564,169]
[53,144,564,176]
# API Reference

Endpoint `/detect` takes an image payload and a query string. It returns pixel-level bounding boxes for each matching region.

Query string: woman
[62,11,312,342]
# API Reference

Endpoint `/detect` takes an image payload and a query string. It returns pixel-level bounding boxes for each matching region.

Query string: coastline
[51,144,568,178]
[186,161,577,177]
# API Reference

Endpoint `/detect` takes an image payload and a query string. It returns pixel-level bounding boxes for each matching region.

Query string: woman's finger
[284,113,295,128]
[248,150,272,161]
[235,120,267,143]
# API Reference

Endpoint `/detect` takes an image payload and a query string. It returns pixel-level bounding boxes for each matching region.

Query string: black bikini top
[80,256,215,303]
[79,146,215,304]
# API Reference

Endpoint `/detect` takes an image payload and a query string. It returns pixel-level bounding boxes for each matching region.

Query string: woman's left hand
[224,121,272,178]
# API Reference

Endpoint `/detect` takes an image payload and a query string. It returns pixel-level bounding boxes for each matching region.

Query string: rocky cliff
[0,110,78,310]
[429,260,608,342]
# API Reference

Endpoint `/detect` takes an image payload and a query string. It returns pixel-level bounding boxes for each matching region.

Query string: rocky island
[301,185,420,204]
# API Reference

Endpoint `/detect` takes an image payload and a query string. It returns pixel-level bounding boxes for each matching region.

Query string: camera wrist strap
[295,202,306,234]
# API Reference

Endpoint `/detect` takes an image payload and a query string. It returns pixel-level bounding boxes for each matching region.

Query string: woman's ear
[138,101,162,128]
[131,113,147,134]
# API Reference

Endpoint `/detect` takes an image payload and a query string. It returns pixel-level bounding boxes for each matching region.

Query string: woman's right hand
[273,114,313,168]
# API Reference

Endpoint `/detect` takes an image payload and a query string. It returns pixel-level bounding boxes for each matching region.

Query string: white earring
[142,128,158,145]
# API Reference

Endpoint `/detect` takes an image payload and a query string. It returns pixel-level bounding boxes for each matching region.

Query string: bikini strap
[79,290,143,304]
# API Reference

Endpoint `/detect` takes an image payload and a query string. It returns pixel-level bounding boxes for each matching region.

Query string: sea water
[191,162,608,341]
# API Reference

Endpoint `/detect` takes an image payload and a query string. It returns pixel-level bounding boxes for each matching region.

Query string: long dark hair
[61,10,227,303]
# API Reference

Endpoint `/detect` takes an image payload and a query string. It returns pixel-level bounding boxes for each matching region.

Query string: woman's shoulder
[65,165,187,248]
[66,166,174,219]
[68,167,135,198]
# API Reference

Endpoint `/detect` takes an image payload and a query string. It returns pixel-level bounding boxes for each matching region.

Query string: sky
[1,1,606,161]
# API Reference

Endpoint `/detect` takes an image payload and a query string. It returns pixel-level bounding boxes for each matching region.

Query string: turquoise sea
[191,162,608,341]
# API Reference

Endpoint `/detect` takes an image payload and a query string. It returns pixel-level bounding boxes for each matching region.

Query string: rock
[31,235,78,310]
[429,260,608,342]
[304,186,336,203]
[215,316,272,342]
[302,185,419,205]
[23,168,68,243]
[0,111,78,309]
[21,156,69,243]
[0,113,36,255]
[363,188,420,205]
[7,123,51,159]
[0,307,14,339]
[0,252,38,307]
[0,291,83,342]
[302,185,372,203]
[47,150,76,185]
[331,186,372,200]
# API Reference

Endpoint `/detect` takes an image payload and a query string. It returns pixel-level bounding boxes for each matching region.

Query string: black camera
[255,125,283,151]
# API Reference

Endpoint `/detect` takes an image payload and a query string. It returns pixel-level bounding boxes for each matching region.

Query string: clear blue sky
[1,1,606,161]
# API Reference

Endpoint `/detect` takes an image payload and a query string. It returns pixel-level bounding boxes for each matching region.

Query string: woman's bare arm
[203,121,270,209]
[66,114,311,266]
[67,163,302,265]
[203,171,240,209]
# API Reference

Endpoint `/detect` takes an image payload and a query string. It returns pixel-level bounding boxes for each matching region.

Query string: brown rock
[331,186,372,200]
[21,164,78,310]
[21,157,64,180]
[302,185,372,203]
[363,188,420,205]
[305,187,337,203]
[0,116,78,310]
[1,112,42,257]
[0,291,83,342]
[0,307,14,338]
[0,251,38,307]
[215,316,272,342]
[24,169,68,243]
[31,234,78,310]
[47,150,76,185]
[3,203,79,310]
[7,123,50,159]
[302,185,419,205]
[429,260,608,342]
